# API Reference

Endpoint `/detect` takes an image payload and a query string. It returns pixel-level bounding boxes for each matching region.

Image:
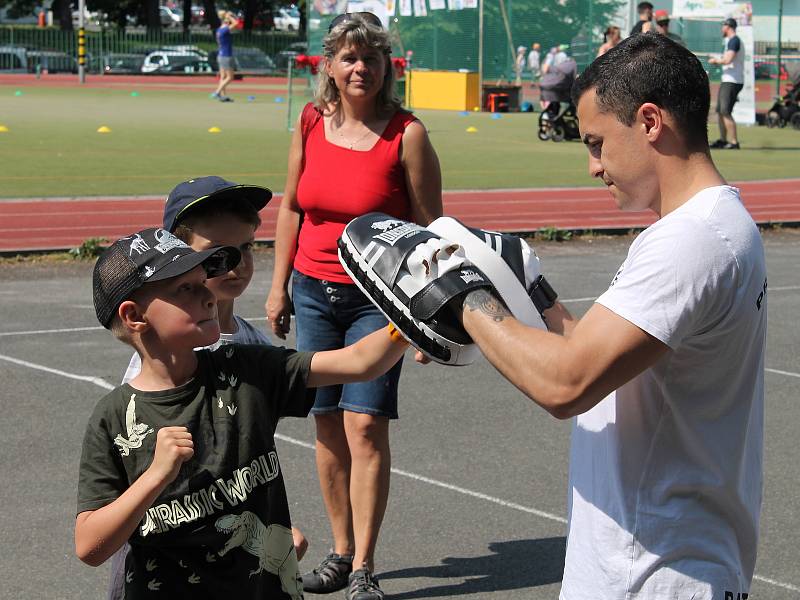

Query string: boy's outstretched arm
[308,325,408,388]
[75,426,193,566]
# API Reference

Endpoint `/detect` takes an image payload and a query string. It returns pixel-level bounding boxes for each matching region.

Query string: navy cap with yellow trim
[163,176,273,232]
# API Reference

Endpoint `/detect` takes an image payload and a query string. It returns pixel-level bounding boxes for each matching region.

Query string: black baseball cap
[93,227,241,328]
[163,176,272,233]
[723,17,738,29]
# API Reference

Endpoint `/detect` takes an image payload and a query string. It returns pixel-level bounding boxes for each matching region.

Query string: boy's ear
[118,300,149,333]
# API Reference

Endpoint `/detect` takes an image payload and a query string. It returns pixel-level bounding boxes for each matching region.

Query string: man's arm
[307,326,408,388]
[461,290,668,419]
[710,49,737,65]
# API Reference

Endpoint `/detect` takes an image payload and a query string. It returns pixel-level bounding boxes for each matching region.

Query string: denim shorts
[292,269,403,419]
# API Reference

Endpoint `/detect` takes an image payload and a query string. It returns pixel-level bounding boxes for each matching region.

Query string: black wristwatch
[530,275,558,315]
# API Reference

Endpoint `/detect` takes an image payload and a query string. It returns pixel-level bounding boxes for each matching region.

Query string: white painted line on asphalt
[1,353,798,593]
[766,368,800,379]
[0,326,103,337]
[390,465,568,525]
[270,432,566,524]
[0,353,114,390]
[3,320,800,380]
[752,574,800,593]
[272,433,566,524]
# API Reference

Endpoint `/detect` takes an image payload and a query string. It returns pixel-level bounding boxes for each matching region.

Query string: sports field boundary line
[2,319,800,380]
[1,350,798,593]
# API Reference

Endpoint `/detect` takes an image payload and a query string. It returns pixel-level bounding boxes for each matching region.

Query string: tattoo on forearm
[463,290,511,322]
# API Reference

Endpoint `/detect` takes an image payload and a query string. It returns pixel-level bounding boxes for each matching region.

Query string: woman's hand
[266,287,293,339]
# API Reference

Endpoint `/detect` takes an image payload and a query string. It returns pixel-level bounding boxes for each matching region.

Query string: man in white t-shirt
[459,33,765,599]
[709,18,745,149]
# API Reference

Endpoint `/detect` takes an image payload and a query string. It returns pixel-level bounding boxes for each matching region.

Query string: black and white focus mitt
[427,217,557,330]
[338,213,495,365]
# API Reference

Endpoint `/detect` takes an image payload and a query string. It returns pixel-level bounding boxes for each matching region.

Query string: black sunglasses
[328,12,382,33]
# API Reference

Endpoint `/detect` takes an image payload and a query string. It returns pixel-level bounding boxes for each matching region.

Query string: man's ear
[638,102,663,143]
[118,300,149,333]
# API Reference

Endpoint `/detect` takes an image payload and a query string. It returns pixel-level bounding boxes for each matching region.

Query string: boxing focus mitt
[427,217,557,330]
[338,213,495,366]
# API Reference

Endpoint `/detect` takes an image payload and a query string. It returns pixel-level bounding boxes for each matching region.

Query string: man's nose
[588,155,604,179]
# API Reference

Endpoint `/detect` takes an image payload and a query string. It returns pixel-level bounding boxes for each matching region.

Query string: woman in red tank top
[265,13,442,600]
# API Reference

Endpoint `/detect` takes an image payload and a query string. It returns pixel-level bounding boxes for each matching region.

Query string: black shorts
[717,82,744,117]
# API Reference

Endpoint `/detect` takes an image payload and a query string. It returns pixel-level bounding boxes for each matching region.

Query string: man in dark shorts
[709,18,744,149]
[629,2,653,36]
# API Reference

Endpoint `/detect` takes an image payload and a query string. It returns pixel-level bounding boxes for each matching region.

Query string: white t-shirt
[561,186,766,600]
[527,49,540,72]
[122,315,272,384]
[721,34,744,84]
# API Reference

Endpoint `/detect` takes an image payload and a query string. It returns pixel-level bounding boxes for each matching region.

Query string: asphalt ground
[0,231,798,599]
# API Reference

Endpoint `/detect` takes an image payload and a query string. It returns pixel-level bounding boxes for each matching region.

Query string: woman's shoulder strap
[301,102,323,142]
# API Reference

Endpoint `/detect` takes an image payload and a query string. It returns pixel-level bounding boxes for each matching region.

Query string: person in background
[597,25,621,56]
[212,10,238,102]
[709,18,744,149]
[266,12,442,600]
[527,42,541,79]
[515,45,527,84]
[630,1,653,35]
[654,10,685,46]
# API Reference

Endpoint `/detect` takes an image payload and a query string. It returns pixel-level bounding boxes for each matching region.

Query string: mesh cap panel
[93,244,142,328]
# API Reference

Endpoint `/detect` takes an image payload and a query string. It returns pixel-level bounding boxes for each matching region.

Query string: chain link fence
[0,26,301,74]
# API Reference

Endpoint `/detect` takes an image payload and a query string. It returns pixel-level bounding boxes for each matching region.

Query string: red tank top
[294,103,416,283]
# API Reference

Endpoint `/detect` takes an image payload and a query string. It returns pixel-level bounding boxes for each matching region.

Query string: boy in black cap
[108,177,313,599]
[76,228,409,599]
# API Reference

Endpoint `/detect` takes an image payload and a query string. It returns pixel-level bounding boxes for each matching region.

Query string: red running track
[2,179,800,252]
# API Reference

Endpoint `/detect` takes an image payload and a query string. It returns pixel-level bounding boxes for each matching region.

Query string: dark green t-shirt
[77,345,315,599]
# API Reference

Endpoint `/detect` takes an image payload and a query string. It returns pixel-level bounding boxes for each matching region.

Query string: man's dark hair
[571,32,710,150]
[637,2,653,13]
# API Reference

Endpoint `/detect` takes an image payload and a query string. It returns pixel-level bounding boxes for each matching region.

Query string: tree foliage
[394,0,623,74]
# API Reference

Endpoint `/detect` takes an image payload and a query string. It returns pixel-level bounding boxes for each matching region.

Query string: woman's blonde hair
[315,15,401,118]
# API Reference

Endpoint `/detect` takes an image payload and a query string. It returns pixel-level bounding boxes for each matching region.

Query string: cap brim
[148,245,241,283]
[174,184,273,225]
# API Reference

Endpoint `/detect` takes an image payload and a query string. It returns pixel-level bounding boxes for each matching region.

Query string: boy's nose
[203,286,216,308]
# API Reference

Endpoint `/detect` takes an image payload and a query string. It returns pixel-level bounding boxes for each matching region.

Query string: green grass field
[1,85,799,198]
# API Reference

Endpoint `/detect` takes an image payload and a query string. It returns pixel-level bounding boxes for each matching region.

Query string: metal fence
[0,26,302,74]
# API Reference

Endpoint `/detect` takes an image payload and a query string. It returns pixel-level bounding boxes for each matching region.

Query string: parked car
[150,55,213,74]
[210,47,276,74]
[0,7,38,25]
[71,9,105,27]
[97,53,146,75]
[141,48,207,73]
[160,6,182,28]
[190,5,205,25]
[27,50,77,74]
[274,41,308,70]
[273,6,300,31]
[0,45,27,73]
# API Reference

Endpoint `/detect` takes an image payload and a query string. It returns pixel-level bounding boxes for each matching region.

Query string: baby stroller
[766,63,800,130]
[537,58,581,142]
